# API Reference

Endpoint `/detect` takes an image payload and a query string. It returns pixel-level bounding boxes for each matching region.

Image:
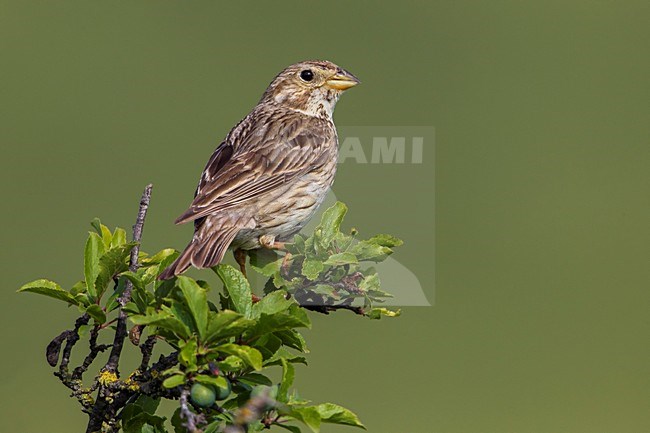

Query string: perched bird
[159,60,359,280]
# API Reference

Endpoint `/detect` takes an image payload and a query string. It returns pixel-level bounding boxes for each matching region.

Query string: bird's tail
[158,226,241,280]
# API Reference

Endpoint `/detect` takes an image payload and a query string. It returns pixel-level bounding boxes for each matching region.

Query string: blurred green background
[1,1,648,432]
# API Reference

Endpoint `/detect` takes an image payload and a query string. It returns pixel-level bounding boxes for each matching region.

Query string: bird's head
[259,60,360,118]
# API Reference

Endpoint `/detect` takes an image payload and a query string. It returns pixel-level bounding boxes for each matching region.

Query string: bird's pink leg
[233,248,248,278]
[281,251,293,277]
[234,248,260,302]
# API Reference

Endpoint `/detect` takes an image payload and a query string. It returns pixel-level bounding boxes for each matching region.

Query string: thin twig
[73,325,112,380]
[138,334,157,371]
[105,184,153,372]
[85,184,153,433]
[46,330,70,368]
[53,314,90,376]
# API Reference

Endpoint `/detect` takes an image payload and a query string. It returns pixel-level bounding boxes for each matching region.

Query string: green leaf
[358,274,380,292]
[247,421,267,433]
[251,258,282,277]
[252,290,294,318]
[323,252,358,266]
[18,279,79,305]
[278,358,295,403]
[366,307,401,320]
[162,374,185,389]
[95,243,137,299]
[121,401,167,433]
[359,274,393,301]
[215,343,263,371]
[213,264,253,319]
[265,348,308,367]
[290,234,306,255]
[130,312,191,339]
[142,248,178,266]
[366,234,403,248]
[274,330,309,353]
[348,240,392,262]
[248,248,279,269]
[303,236,316,256]
[177,276,209,340]
[179,338,198,368]
[317,202,348,247]
[74,293,92,308]
[119,271,146,294]
[133,395,161,414]
[203,421,225,433]
[170,408,186,433]
[205,310,255,344]
[218,355,244,372]
[253,332,283,360]
[274,424,302,433]
[90,217,103,234]
[287,305,311,327]
[307,284,341,300]
[84,232,105,300]
[301,259,324,280]
[85,304,106,325]
[153,251,181,289]
[237,373,272,387]
[70,280,86,296]
[195,374,229,389]
[166,302,195,334]
[333,231,355,251]
[288,406,321,433]
[77,324,92,338]
[314,403,365,429]
[128,279,153,314]
[104,278,127,312]
[100,225,113,249]
[110,227,128,248]
[247,306,311,339]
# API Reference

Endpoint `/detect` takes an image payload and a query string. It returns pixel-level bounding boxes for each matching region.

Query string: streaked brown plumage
[159,60,359,280]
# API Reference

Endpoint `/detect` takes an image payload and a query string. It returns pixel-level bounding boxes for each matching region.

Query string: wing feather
[175,111,333,225]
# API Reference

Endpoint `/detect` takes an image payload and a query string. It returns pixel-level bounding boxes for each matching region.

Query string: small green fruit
[214,377,232,400]
[190,383,216,407]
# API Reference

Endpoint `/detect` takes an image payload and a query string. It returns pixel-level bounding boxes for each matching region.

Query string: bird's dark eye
[300,69,314,82]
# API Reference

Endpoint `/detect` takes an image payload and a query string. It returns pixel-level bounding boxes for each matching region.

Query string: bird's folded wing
[174,116,333,225]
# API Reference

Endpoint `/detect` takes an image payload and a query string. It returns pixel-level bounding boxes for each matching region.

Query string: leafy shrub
[20,191,400,433]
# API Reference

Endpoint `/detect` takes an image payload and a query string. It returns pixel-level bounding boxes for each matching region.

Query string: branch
[105,184,153,372]
[49,314,97,412]
[180,388,206,433]
[136,352,179,397]
[301,303,365,316]
[138,334,157,371]
[73,325,111,380]
[50,314,90,380]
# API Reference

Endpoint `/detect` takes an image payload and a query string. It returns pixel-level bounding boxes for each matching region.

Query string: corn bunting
[159,60,359,280]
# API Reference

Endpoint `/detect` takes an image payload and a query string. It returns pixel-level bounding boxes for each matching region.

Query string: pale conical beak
[325,69,360,91]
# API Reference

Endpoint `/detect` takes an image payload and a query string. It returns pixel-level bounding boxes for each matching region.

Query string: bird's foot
[259,234,287,251]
